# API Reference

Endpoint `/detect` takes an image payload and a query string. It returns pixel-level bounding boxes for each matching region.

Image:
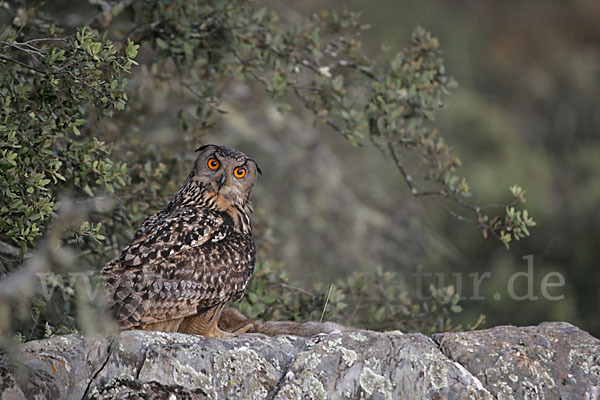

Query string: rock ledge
[1,322,598,399]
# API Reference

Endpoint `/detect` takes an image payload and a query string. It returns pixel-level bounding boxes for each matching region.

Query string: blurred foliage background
[343,0,600,335]
[0,0,598,340]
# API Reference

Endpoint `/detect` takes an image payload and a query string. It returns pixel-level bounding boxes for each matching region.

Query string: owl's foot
[204,306,252,338]
[207,322,253,338]
[207,325,233,338]
[178,305,253,338]
[232,322,253,335]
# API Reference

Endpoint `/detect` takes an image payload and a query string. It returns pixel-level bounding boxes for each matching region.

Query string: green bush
[238,261,471,334]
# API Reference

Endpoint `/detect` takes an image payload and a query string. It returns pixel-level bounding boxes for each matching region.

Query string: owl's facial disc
[193,144,258,204]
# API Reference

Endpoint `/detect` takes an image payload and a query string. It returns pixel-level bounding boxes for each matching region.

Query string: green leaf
[126,40,139,59]
[332,75,344,91]
[156,38,169,49]
[247,292,258,304]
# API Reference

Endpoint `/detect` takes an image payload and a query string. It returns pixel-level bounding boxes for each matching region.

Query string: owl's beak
[217,173,227,190]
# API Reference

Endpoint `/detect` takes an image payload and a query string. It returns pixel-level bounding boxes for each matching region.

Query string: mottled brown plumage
[102,144,260,337]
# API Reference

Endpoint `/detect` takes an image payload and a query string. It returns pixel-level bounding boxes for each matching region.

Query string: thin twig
[0,41,44,57]
[432,198,475,224]
[320,284,334,323]
[0,54,46,74]
[387,141,420,196]
[278,282,314,296]
[20,37,69,45]
[2,41,109,101]
[387,141,490,227]
[180,81,202,98]
[66,70,107,97]
[332,59,379,81]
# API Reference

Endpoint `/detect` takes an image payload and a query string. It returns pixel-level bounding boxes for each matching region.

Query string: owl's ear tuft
[195,144,213,152]
[250,159,262,175]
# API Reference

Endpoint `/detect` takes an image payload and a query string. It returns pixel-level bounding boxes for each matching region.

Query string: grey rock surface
[432,321,600,399]
[1,322,598,399]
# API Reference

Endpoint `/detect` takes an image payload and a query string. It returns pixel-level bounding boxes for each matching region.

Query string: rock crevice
[82,338,114,400]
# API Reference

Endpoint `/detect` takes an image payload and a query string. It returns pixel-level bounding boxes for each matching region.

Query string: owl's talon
[208,322,253,338]
[211,328,234,338]
[232,322,253,335]
[208,325,234,338]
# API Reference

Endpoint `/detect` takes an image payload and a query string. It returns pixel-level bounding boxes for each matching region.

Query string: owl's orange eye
[234,167,246,178]
[207,158,220,170]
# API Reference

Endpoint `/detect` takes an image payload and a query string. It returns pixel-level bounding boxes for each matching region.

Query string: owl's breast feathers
[102,207,256,329]
[204,191,253,235]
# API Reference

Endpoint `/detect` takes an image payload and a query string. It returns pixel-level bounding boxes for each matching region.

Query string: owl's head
[192,144,261,205]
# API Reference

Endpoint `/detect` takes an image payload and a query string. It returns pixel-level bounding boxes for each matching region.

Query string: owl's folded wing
[102,208,254,329]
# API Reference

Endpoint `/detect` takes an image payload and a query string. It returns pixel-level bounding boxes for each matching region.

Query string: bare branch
[332,59,379,81]
[0,40,44,57]
[387,141,489,227]
[387,141,422,197]
[66,70,108,97]
[0,54,46,74]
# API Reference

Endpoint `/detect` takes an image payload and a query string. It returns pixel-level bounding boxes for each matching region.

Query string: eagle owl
[102,144,260,338]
